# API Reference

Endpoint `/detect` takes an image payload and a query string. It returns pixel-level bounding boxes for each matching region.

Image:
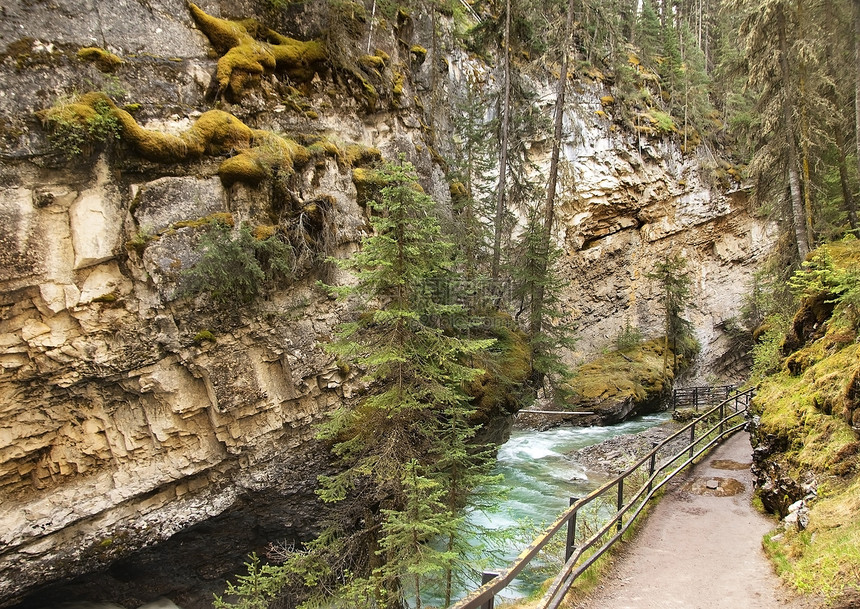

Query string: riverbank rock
[569,420,686,476]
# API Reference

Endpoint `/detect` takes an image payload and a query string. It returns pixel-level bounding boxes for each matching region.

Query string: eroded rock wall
[0,0,438,602]
[549,104,774,381]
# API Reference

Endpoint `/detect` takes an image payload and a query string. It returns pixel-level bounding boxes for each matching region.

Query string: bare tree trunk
[796,0,815,249]
[491,0,512,281]
[835,127,859,229]
[532,0,576,337]
[854,0,860,208]
[778,6,811,260]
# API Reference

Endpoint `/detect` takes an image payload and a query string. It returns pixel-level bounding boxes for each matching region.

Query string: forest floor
[566,432,818,609]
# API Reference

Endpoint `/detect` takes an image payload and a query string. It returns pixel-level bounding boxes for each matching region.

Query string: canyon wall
[0,0,772,604]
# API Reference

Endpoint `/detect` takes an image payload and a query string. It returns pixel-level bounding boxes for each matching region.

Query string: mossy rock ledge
[566,339,678,426]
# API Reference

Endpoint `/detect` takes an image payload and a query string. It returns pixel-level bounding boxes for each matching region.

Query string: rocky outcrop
[547,109,774,380]
[0,169,358,603]
[0,0,772,604]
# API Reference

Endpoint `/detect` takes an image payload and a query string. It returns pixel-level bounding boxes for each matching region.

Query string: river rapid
[425,412,671,606]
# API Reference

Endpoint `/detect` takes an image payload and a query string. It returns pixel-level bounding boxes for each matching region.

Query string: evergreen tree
[313,159,497,608]
[491,0,513,281]
[449,74,498,282]
[728,0,839,259]
[213,160,502,609]
[660,22,684,115]
[637,0,663,63]
[647,253,695,375]
[511,208,576,399]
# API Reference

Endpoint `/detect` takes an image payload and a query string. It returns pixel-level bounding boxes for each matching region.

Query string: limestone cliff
[0,0,772,604]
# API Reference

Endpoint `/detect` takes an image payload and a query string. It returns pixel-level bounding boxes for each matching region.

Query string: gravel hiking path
[572,432,814,609]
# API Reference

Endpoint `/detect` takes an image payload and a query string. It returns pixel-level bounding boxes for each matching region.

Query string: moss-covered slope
[751,237,860,607]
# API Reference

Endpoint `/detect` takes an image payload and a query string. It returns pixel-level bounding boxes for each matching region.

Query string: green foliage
[788,240,860,330]
[615,320,643,351]
[635,0,662,62]
[217,159,503,609]
[42,95,121,158]
[510,207,576,399]
[646,253,696,373]
[214,554,285,609]
[647,109,676,134]
[377,459,462,605]
[182,221,294,305]
[448,76,498,280]
[750,314,790,382]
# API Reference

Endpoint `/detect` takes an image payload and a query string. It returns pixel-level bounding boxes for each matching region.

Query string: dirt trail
[572,432,812,609]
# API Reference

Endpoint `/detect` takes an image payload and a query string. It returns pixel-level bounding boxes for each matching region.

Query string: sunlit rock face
[552,115,774,382]
[0,0,770,604]
[505,80,775,382]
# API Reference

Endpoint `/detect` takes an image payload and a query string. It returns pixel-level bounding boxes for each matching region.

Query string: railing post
[617,479,624,532]
[647,442,658,495]
[481,571,499,609]
[693,387,698,411]
[566,497,578,561]
[719,402,725,435]
[689,421,696,461]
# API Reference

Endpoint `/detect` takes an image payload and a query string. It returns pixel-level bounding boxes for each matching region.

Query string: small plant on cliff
[41,95,121,158]
[181,221,294,305]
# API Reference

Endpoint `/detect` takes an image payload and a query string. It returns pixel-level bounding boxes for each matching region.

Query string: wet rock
[570,420,686,476]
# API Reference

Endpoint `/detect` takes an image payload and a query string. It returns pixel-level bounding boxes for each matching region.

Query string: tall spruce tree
[729,0,834,260]
[314,159,496,608]
[491,0,513,281]
[449,74,498,283]
[214,160,500,609]
[647,253,695,375]
[512,208,576,399]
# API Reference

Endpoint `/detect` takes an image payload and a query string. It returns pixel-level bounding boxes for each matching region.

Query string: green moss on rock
[193,330,216,344]
[568,338,675,417]
[188,3,327,99]
[39,92,340,187]
[466,314,531,417]
[352,167,387,207]
[77,47,123,72]
[410,45,427,65]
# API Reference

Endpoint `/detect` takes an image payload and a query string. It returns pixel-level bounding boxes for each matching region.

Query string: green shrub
[788,240,860,331]
[182,221,295,305]
[750,314,790,382]
[42,95,121,158]
[615,321,643,351]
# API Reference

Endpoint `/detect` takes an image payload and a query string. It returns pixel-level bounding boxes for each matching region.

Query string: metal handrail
[450,387,755,609]
[672,384,737,410]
